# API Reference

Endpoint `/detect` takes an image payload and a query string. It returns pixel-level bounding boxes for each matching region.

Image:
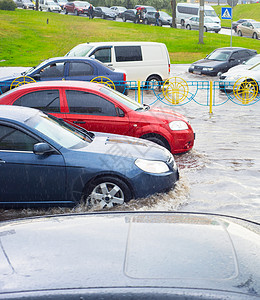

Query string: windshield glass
[250,62,260,71]
[253,22,260,28]
[207,50,231,61]
[205,17,214,23]
[204,10,217,17]
[66,44,94,57]
[160,11,170,18]
[27,113,91,149]
[245,55,260,65]
[47,1,56,5]
[76,2,87,7]
[100,86,144,111]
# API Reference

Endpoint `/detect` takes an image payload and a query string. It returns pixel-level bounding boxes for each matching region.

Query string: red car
[64,1,89,15]
[0,81,195,154]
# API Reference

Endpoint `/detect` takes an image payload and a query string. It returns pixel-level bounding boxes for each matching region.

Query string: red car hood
[145,108,188,123]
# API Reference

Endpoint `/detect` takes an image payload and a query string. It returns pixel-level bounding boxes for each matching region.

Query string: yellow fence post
[209,80,213,114]
[138,80,141,104]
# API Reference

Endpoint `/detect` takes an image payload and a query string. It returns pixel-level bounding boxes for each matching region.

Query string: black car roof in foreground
[0,211,259,300]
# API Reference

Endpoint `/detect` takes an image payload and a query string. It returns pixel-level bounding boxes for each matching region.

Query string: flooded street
[1,65,260,223]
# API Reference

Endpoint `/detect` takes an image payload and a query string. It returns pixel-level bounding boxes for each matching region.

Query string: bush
[0,0,16,10]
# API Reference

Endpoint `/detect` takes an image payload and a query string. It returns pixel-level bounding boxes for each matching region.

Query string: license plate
[193,71,201,74]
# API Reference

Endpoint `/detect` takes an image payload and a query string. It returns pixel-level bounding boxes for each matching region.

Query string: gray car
[185,16,221,33]
[0,211,260,299]
[144,11,172,26]
[15,0,35,9]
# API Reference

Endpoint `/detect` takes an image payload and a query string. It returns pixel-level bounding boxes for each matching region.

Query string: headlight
[169,121,188,131]
[202,67,214,71]
[135,158,169,174]
[189,65,194,69]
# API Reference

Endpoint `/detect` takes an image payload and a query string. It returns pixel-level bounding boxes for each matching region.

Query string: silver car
[185,16,221,33]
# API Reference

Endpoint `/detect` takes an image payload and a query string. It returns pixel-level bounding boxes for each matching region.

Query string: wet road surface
[0,65,259,223]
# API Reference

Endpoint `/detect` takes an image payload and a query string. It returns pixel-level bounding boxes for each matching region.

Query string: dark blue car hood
[192,58,226,68]
[76,133,171,162]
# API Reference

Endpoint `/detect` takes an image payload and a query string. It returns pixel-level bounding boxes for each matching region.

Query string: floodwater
[0,65,260,223]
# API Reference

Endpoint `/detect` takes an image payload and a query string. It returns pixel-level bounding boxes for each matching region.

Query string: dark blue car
[0,57,128,95]
[0,106,179,208]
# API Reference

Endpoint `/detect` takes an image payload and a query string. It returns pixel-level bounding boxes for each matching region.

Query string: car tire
[253,32,258,39]
[146,75,162,91]
[144,18,148,25]
[204,26,207,32]
[238,30,242,36]
[83,176,132,209]
[102,14,105,19]
[122,16,126,22]
[181,19,185,26]
[141,133,171,152]
[186,24,191,30]
[40,6,42,11]
[215,30,220,33]
[74,9,78,15]
[64,8,68,14]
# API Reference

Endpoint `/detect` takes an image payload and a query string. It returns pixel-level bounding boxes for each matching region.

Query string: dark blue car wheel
[83,176,132,209]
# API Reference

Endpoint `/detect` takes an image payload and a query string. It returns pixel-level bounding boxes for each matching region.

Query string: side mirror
[116,107,125,117]
[32,74,41,80]
[33,142,56,155]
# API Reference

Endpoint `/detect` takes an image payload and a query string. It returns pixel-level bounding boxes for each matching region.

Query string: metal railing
[1,76,259,113]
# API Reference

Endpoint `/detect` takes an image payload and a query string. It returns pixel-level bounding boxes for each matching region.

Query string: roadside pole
[198,0,204,44]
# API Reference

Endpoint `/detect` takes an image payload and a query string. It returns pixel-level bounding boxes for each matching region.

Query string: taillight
[168,64,171,74]
[123,73,126,83]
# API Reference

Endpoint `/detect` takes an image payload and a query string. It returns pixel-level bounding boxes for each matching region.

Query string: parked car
[15,0,35,9]
[121,9,137,22]
[0,106,179,208]
[94,6,117,19]
[0,57,128,95]
[0,211,260,299]
[185,16,221,33]
[218,53,260,78]
[219,61,260,93]
[0,81,195,154]
[188,47,257,76]
[237,21,260,39]
[110,5,126,18]
[53,0,67,9]
[143,11,172,26]
[64,1,89,15]
[232,18,255,32]
[39,0,61,12]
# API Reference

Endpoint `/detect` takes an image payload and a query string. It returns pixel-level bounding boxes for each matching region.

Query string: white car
[185,16,221,33]
[219,62,260,93]
[39,0,61,12]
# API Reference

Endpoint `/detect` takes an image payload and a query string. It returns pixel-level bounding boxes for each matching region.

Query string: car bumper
[170,130,195,154]
[131,169,179,199]
[188,67,218,76]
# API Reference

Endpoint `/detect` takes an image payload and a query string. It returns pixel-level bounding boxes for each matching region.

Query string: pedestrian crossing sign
[221,7,232,19]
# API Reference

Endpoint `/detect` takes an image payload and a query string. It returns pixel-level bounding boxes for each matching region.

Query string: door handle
[0,159,6,164]
[73,121,86,124]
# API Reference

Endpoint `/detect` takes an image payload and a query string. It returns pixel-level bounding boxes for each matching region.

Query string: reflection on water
[1,67,260,223]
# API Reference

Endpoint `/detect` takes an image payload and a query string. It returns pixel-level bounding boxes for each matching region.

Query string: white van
[65,42,170,83]
[176,3,220,26]
[39,0,61,12]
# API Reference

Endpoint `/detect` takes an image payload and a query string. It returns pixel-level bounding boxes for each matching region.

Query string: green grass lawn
[0,6,260,67]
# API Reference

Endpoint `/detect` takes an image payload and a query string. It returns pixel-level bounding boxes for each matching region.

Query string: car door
[0,123,66,204]
[62,89,131,135]
[11,89,65,119]
[65,61,96,82]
